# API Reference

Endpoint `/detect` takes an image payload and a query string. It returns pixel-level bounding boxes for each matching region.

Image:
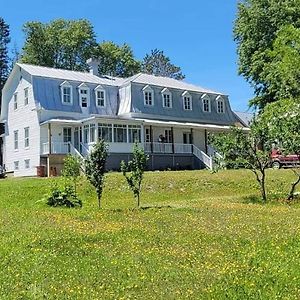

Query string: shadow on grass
[242,195,265,204]
[110,205,173,212]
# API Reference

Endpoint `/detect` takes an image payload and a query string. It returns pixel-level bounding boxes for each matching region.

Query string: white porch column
[141,124,145,148]
[112,124,115,143]
[126,125,129,143]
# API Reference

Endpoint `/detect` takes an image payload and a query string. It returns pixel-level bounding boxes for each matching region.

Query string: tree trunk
[97,193,101,208]
[260,170,267,203]
[288,176,300,201]
[137,194,140,208]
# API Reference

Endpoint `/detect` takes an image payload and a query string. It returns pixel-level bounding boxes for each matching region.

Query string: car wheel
[272,161,281,169]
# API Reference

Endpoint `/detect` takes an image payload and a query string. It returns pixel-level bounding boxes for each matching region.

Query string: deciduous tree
[120,143,148,208]
[94,41,141,77]
[141,49,185,80]
[84,140,108,208]
[21,19,96,71]
[234,0,300,108]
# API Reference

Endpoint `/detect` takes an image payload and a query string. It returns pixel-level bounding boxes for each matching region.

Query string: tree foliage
[84,140,108,208]
[120,143,148,208]
[21,19,96,71]
[210,122,272,202]
[141,49,185,80]
[62,154,82,194]
[0,17,10,99]
[234,0,300,108]
[94,41,141,77]
[260,98,300,200]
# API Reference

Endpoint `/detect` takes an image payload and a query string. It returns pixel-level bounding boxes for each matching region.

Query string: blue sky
[2,0,253,111]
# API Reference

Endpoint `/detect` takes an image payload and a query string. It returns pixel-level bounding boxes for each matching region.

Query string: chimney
[86,58,100,76]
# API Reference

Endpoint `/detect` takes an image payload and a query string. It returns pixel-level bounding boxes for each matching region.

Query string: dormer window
[60,81,73,105]
[161,88,172,108]
[78,83,90,108]
[201,94,211,112]
[216,95,225,113]
[182,91,192,110]
[143,85,154,106]
[95,85,106,107]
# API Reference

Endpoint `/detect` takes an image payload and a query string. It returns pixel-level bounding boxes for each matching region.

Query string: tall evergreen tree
[141,49,185,80]
[0,17,10,101]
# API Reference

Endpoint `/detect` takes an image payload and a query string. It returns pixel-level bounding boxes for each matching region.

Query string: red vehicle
[271,149,300,169]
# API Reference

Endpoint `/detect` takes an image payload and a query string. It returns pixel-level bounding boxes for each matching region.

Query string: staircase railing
[192,145,213,169]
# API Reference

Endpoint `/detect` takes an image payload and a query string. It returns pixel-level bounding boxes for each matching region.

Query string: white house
[0,61,246,177]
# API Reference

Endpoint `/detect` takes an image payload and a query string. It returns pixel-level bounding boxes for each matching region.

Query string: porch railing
[42,142,71,155]
[144,142,192,154]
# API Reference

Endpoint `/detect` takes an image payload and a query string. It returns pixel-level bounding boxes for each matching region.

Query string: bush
[45,184,82,208]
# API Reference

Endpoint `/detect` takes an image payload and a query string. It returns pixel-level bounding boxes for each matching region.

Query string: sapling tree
[210,120,272,202]
[62,154,82,194]
[260,98,300,200]
[84,140,108,208]
[120,143,149,208]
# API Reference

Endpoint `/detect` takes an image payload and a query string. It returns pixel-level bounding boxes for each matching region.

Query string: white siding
[5,78,40,177]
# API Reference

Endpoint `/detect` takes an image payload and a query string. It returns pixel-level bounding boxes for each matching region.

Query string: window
[164,130,173,143]
[143,85,154,106]
[216,96,225,113]
[14,161,19,171]
[128,125,141,143]
[89,124,95,143]
[14,93,18,110]
[98,123,112,142]
[145,128,151,143]
[202,94,211,112]
[114,124,127,143]
[83,125,89,144]
[63,127,72,143]
[79,83,90,108]
[14,130,18,150]
[24,88,29,106]
[161,88,172,108]
[95,86,106,107]
[24,159,30,169]
[182,92,192,110]
[24,127,29,148]
[60,81,73,105]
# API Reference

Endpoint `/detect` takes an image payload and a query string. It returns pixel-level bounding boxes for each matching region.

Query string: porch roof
[134,118,250,132]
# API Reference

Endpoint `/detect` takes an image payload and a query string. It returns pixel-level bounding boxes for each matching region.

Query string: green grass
[0,169,300,299]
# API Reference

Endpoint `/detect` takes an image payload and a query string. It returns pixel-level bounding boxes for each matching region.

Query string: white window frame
[14,130,19,150]
[161,88,172,108]
[143,85,154,106]
[182,91,192,111]
[14,161,19,171]
[95,85,106,107]
[78,83,90,108]
[60,81,73,105]
[216,95,225,114]
[201,94,211,113]
[98,123,113,143]
[128,125,141,143]
[13,93,18,110]
[24,127,29,148]
[24,159,30,169]
[24,88,29,106]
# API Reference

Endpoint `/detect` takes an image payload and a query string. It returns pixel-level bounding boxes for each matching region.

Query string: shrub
[45,183,82,208]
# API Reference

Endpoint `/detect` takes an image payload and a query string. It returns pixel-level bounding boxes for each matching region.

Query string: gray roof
[18,63,124,86]
[18,63,223,94]
[234,111,254,127]
[125,73,222,95]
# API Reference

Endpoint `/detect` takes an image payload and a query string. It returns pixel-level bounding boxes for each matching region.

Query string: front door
[63,127,72,153]
[183,132,192,144]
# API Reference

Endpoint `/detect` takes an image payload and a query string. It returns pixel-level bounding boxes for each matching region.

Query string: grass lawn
[0,169,300,299]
